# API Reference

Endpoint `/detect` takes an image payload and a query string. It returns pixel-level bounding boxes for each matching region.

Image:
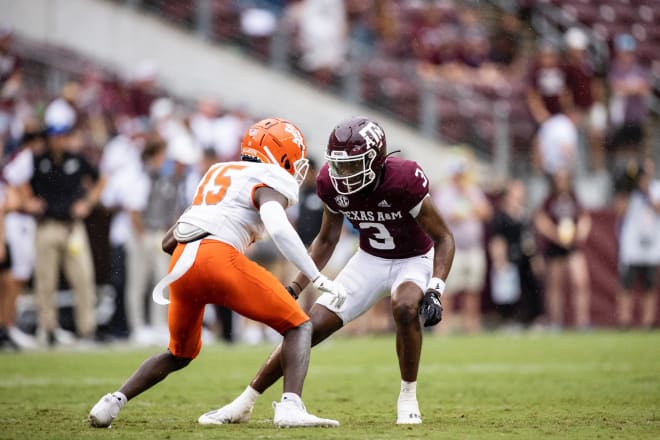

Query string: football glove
[419,289,443,327]
[312,274,347,308]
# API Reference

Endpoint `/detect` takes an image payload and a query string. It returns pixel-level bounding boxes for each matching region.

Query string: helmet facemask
[293,157,309,185]
[326,148,378,194]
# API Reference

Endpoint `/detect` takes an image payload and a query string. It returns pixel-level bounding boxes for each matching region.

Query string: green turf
[0,330,658,439]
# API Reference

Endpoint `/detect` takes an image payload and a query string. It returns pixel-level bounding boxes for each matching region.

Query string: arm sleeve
[259,200,321,282]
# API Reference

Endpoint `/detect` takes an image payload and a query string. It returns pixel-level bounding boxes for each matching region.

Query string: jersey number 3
[192,164,246,206]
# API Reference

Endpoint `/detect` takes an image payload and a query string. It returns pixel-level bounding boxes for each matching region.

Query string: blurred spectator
[488,179,543,327]
[0,179,21,349]
[1,125,44,348]
[563,27,608,172]
[25,111,105,346]
[286,0,348,88]
[488,12,522,69]
[526,40,570,126]
[615,159,659,328]
[534,112,579,177]
[411,1,459,67]
[607,34,652,168]
[211,106,251,162]
[126,133,194,345]
[433,156,492,334]
[189,97,221,152]
[98,117,150,340]
[128,59,161,117]
[150,97,187,144]
[0,24,21,110]
[534,171,592,330]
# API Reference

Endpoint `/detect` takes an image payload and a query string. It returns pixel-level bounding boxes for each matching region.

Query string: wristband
[291,281,303,293]
[427,277,445,296]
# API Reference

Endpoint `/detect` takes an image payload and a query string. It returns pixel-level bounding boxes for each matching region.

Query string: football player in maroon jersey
[198,116,455,426]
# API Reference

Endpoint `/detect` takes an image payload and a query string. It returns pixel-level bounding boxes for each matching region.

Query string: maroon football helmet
[325,116,387,194]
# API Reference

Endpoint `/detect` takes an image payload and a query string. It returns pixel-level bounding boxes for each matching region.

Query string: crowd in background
[0,0,659,350]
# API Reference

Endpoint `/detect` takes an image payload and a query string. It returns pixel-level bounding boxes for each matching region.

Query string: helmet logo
[358,122,384,150]
[335,195,349,208]
[284,123,306,153]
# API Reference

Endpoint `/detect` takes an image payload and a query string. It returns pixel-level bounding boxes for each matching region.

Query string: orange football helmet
[240,117,309,184]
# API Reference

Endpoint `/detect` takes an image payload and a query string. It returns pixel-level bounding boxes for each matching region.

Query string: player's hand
[312,274,347,308]
[419,289,443,327]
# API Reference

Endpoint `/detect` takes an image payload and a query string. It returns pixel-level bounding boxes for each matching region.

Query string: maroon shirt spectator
[564,58,595,111]
[526,42,569,124]
[607,34,651,154]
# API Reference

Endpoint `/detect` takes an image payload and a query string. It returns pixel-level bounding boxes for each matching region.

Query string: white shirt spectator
[212,112,249,160]
[99,134,142,179]
[619,187,660,266]
[537,113,578,175]
[297,0,348,72]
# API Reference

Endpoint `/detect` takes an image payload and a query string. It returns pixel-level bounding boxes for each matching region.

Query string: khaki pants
[125,229,169,332]
[34,219,96,337]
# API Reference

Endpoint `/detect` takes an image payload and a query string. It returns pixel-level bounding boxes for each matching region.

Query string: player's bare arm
[288,205,344,296]
[415,196,455,281]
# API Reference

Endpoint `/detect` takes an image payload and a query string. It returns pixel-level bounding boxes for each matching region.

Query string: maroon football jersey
[317,156,433,259]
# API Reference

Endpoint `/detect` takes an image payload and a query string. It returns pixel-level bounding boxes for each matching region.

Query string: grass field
[1,330,659,439]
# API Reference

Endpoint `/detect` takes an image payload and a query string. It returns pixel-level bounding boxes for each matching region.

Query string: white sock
[238,386,261,406]
[399,380,417,402]
[281,392,302,405]
[112,391,128,408]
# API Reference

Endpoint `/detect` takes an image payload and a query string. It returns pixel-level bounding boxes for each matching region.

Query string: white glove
[312,274,347,308]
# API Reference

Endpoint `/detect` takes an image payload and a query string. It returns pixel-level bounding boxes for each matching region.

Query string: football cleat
[198,400,254,425]
[88,393,126,428]
[272,399,339,428]
[396,399,422,425]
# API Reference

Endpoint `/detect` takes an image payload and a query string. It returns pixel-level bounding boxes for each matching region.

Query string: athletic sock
[239,385,261,406]
[399,380,417,402]
[112,391,128,408]
[281,392,302,405]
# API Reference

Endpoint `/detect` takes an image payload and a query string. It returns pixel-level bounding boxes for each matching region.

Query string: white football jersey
[177,161,299,254]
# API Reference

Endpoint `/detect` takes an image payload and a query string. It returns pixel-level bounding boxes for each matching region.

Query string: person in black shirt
[488,180,543,326]
[23,121,105,345]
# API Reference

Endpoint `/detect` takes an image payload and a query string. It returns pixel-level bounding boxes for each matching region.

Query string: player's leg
[89,244,204,428]
[199,249,384,425]
[198,242,338,427]
[255,248,385,394]
[390,251,432,425]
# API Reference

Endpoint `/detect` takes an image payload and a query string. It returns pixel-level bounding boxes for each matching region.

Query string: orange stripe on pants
[166,239,309,359]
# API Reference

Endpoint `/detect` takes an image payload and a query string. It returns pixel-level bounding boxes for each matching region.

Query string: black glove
[419,289,443,327]
[285,285,299,300]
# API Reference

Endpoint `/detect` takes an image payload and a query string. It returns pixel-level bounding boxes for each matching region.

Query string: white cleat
[198,400,254,425]
[88,393,125,428]
[396,399,422,425]
[272,399,339,428]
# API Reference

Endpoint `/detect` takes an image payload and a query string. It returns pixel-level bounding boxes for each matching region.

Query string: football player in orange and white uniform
[89,118,344,429]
